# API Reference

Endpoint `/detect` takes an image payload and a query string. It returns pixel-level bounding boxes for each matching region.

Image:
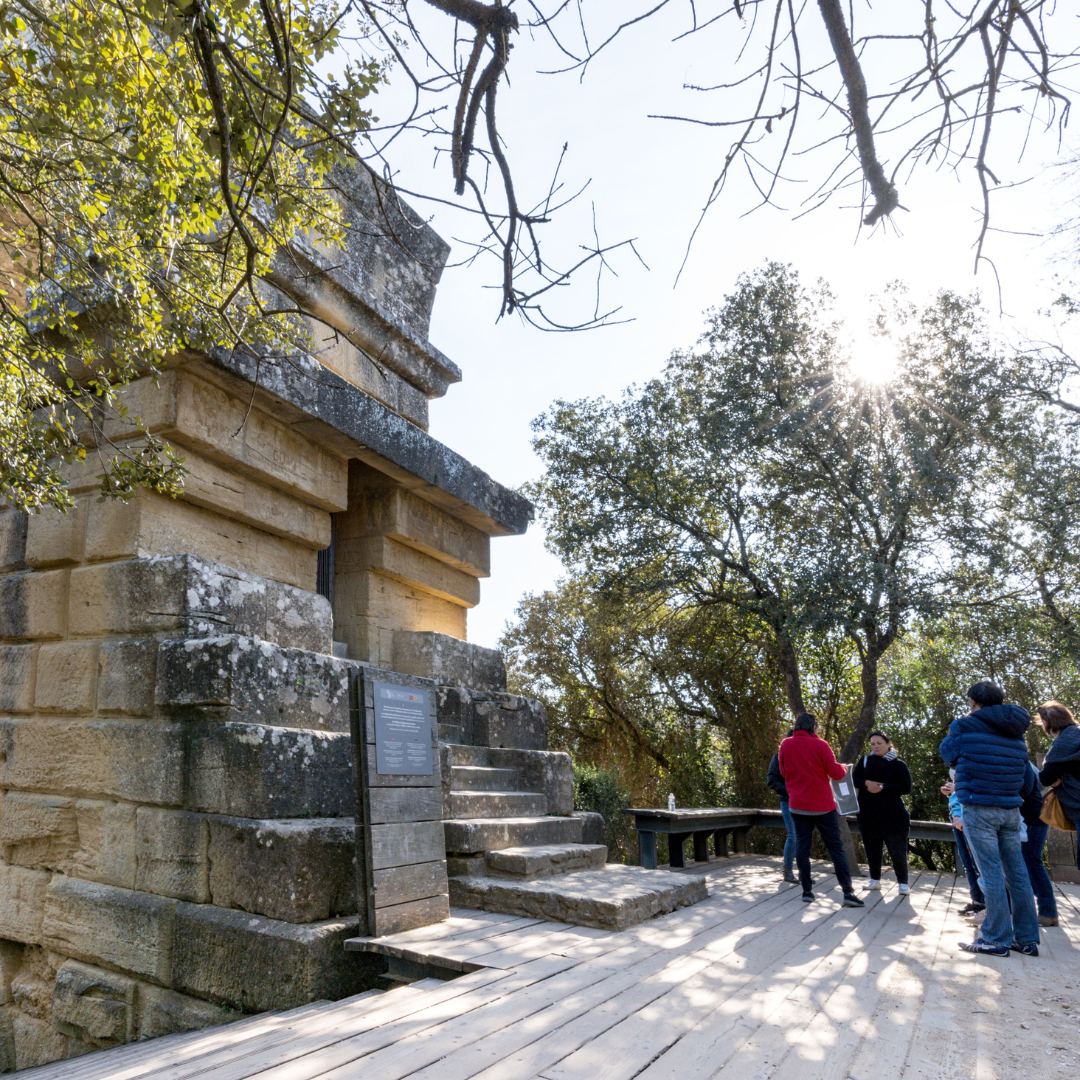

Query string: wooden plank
[769,873,953,1080]
[374,893,451,935]
[369,786,443,824]
[400,886,826,1080]
[371,821,445,871]
[626,879,923,1080]
[193,956,578,1080]
[374,860,449,908]
[98,967,514,1080]
[303,885,819,1080]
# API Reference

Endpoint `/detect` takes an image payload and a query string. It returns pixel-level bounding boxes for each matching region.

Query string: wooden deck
[20,857,1080,1080]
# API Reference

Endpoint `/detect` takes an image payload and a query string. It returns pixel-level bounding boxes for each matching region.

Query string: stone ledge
[448,864,708,931]
[156,636,349,731]
[66,554,332,654]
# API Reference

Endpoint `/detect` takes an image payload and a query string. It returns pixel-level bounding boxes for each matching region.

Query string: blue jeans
[793,810,854,895]
[779,800,797,868]
[1021,820,1058,919]
[953,825,984,905]
[962,804,1039,948]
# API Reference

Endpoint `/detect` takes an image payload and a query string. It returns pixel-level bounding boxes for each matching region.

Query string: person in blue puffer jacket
[939,680,1039,958]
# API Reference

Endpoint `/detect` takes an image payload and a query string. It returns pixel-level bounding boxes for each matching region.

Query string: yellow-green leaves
[0,0,384,511]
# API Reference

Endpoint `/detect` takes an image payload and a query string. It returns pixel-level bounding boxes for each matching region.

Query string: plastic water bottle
[667,793,676,812]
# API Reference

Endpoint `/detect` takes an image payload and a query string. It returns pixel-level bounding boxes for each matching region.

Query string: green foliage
[571,764,637,864]
[0,0,384,510]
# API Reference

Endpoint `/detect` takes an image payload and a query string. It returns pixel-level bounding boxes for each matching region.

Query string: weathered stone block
[68,554,331,653]
[137,983,237,1041]
[266,580,334,655]
[573,811,607,847]
[0,569,67,641]
[12,1012,92,1070]
[393,631,506,691]
[25,502,85,567]
[164,446,332,548]
[34,641,98,713]
[437,687,547,750]
[340,467,490,576]
[448,864,707,931]
[97,639,157,715]
[107,371,349,512]
[0,511,27,572]
[84,493,318,592]
[155,636,348,731]
[170,903,372,1012]
[42,877,175,985]
[182,722,354,818]
[339,536,479,607]
[136,809,210,903]
[207,816,355,922]
[0,645,34,712]
[489,749,574,816]
[9,944,54,1017]
[53,960,136,1043]
[66,800,137,889]
[0,865,50,943]
[0,792,79,870]
[0,718,185,806]
[68,555,265,640]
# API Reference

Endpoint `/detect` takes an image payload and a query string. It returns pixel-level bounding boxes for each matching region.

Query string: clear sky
[361,5,1080,650]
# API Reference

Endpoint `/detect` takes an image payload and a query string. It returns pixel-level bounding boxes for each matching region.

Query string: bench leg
[713,829,730,858]
[669,832,690,868]
[638,830,657,870]
[732,827,749,854]
[693,830,710,865]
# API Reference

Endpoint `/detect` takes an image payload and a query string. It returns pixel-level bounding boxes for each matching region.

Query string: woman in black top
[852,731,912,894]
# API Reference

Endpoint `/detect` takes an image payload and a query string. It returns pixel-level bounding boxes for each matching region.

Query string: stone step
[448,864,708,931]
[444,815,584,855]
[448,791,547,819]
[485,843,608,879]
[450,765,520,792]
[438,723,464,744]
[448,744,491,767]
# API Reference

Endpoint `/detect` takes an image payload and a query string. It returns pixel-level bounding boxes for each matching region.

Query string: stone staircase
[439,738,707,931]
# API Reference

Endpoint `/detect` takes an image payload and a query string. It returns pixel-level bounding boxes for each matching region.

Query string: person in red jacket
[778,713,865,907]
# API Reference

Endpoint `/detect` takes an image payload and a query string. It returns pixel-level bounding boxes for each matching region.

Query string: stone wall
[0,163,533,1069]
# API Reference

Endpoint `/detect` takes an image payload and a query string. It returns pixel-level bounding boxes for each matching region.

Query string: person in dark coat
[852,732,912,895]
[767,730,797,884]
[1037,701,1080,871]
[1019,760,1058,926]
[939,680,1039,957]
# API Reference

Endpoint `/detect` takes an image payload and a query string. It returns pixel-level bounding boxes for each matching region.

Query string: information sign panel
[373,681,433,776]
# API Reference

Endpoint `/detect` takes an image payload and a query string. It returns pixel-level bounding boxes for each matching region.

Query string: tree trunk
[839,649,880,763]
[776,632,806,718]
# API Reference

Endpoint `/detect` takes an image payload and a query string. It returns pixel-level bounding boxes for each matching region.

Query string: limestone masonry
[0,165,540,1071]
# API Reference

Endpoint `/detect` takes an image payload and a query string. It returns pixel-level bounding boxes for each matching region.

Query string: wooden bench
[623,807,955,869]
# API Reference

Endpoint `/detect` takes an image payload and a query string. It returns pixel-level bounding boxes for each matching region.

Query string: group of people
[765,681,1080,958]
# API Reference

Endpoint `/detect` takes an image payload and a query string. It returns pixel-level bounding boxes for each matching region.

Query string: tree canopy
[0,0,383,511]
[528,262,1080,761]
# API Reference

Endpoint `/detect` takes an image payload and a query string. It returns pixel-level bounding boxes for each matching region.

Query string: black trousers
[793,810,853,895]
[861,823,909,885]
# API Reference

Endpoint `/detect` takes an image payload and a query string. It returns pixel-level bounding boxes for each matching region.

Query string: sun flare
[846,332,899,385]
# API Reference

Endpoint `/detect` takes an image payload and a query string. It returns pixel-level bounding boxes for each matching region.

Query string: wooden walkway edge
[18,857,1080,1080]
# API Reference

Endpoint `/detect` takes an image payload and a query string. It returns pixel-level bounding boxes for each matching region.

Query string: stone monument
[0,166,532,1070]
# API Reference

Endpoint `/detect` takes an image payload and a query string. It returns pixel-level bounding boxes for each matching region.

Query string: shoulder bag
[1040,787,1076,832]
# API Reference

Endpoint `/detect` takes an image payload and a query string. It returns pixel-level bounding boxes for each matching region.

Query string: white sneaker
[866,880,880,890]
[898,884,910,895]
